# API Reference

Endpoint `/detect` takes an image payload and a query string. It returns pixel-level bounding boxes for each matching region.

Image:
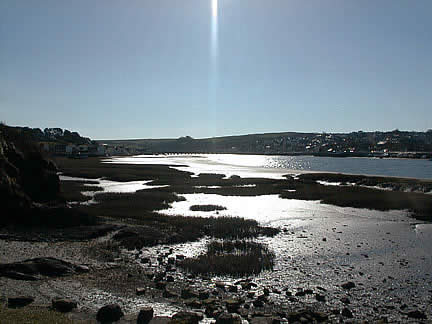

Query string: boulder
[137,307,154,324]
[163,288,179,298]
[7,296,34,308]
[171,311,203,324]
[51,298,77,313]
[227,285,238,293]
[147,316,171,323]
[199,291,210,300]
[253,299,264,308]
[0,257,88,280]
[136,287,146,296]
[184,299,202,308]
[216,312,242,324]
[407,310,427,319]
[341,281,355,290]
[340,297,350,304]
[181,288,199,299]
[96,304,124,323]
[341,307,353,318]
[249,317,275,324]
[315,294,326,302]
[225,299,244,313]
[155,281,167,290]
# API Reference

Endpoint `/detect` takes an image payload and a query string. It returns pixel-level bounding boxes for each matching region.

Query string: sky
[1,0,431,139]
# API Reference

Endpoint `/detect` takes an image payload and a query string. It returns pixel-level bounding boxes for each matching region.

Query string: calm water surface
[205,154,432,179]
[108,154,432,179]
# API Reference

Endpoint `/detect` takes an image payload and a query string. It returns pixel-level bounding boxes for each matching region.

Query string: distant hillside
[99,131,317,154]
[99,130,432,156]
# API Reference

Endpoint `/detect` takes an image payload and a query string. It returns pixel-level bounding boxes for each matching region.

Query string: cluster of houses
[39,142,134,157]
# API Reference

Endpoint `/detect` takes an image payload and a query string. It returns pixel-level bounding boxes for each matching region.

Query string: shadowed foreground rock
[7,296,34,308]
[171,311,204,324]
[0,257,89,280]
[216,312,242,324]
[52,298,78,313]
[137,307,154,324]
[96,304,124,323]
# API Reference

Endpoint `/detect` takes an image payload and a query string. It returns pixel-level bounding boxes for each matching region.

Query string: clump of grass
[112,216,279,249]
[202,216,279,239]
[179,240,275,276]
[90,190,186,214]
[0,304,74,324]
[190,204,227,212]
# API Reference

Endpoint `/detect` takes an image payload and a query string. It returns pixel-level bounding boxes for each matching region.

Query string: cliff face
[0,126,60,226]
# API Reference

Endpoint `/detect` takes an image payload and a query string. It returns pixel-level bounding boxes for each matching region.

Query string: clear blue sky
[1,0,431,139]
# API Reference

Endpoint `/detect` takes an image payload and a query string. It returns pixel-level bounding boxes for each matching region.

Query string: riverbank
[1,156,432,322]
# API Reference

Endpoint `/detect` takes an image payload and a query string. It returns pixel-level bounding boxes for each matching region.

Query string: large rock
[137,307,154,324]
[250,317,276,324]
[225,299,244,313]
[181,288,199,299]
[341,281,356,290]
[96,304,124,323]
[407,310,427,319]
[341,307,353,318]
[215,312,242,324]
[52,298,78,313]
[7,296,34,308]
[0,257,89,280]
[136,287,146,296]
[171,311,203,324]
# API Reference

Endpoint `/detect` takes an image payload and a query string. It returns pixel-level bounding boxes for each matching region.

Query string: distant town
[8,126,432,159]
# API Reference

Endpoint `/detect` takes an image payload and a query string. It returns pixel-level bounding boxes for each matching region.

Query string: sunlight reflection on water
[105,154,432,179]
[158,193,408,226]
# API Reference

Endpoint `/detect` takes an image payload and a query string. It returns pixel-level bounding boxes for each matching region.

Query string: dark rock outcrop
[0,125,97,228]
[0,257,89,280]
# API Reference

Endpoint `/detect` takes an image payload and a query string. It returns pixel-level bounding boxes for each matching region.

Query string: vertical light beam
[209,0,219,127]
[211,0,219,64]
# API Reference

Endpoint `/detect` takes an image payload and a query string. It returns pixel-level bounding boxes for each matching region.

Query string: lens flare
[212,0,218,18]
[209,0,219,132]
[211,0,218,61]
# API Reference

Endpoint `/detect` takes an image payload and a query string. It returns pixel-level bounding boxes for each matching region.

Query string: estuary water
[106,154,432,179]
[100,154,432,320]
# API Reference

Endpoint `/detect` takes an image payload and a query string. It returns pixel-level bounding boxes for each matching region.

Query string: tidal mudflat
[2,156,432,322]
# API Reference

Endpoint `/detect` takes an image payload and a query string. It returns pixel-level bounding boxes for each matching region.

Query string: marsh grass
[189,204,227,212]
[59,181,102,202]
[280,181,432,220]
[179,240,275,276]
[112,216,279,249]
[298,173,432,192]
[54,156,192,182]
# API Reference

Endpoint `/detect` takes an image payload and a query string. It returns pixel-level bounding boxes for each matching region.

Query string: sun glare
[212,0,218,18]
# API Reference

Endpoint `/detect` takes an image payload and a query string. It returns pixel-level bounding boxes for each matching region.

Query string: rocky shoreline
[1,225,430,323]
